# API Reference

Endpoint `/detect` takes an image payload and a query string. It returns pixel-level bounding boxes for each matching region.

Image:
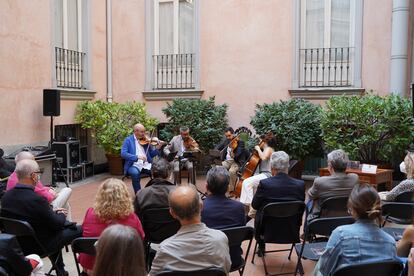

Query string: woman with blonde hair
[92,224,146,276]
[79,178,145,274]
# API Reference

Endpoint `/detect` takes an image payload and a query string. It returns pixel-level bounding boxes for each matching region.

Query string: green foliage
[321,93,414,164]
[75,100,158,155]
[161,97,228,151]
[250,99,323,160]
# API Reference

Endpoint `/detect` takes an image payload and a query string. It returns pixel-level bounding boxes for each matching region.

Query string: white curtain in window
[305,0,324,48]
[159,2,174,55]
[179,0,194,54]
[67,0,78,51]
[55,0,63,48]
[331,0,350,48]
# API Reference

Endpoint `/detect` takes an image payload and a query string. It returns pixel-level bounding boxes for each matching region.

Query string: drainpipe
[106,0,113,102]
[390,0,409,95]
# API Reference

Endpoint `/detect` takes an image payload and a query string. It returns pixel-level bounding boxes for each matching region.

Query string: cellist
[214,127,246,193]
[239,133,277,212]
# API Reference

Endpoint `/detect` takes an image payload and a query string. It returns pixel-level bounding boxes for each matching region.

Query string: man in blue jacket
[121,123,160,194]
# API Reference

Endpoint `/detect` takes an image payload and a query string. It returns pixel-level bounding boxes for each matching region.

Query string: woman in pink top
[79,178,145,274]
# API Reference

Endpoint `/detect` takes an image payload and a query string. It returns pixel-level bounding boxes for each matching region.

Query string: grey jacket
[163,135,186,157]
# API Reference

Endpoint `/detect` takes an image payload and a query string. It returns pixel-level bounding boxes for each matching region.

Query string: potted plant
[250,98,323,177]
[321,93,414,165]
[75,100,158,175]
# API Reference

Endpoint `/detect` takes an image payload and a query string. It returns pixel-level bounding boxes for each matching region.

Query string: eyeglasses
[32,171,42,175]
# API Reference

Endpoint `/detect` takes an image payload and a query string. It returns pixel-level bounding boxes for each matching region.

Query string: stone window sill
[53,88,96,101]
[143,89,204,101]
[289,87,365,100]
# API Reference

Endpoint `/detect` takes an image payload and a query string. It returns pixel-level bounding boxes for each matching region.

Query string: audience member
[201,166,246,269]
[79,178,145,274]
[1,159,82,276]
[307,149,358,218]
[149,186,231,275]
[397,224,414,257]
[314,184,397,275]
[7,151,73,220]
[92,224,146,276]
[134,158,175,215]
[379,151,414,201]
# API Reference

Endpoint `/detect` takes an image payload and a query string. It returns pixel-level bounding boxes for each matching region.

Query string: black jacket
[0,184,66,248]
[215,138,246,165]
[0,233,32,276]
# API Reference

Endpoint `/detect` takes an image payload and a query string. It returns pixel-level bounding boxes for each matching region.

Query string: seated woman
[79,178,145,275]
[397,224,414,257]
[314,183,397,276]
[92,224,146,276]
[379,152,414,201]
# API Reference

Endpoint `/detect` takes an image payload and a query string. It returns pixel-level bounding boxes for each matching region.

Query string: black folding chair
[71,237,98,276]
[381,202,414,226]
[395,191,414,202]
[294,216,355,275]
[156,267,226,276]
[252,201,306,276]
[318,196,350,218]
[141,208,180,271]
[332,259,403,276]
[221,226,254,276]
[0,217,61,276]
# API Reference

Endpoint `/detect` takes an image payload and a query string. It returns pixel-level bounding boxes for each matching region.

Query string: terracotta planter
[105,154,124,175]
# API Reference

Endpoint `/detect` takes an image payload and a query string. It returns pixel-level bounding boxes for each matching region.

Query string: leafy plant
[161,97,228,151]
[321,93,414,164]
[75,100,158,155]
[250,98,323,160]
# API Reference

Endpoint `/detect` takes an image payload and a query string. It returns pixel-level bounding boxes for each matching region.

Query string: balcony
[153,53,195,90]
[55,47,86,89]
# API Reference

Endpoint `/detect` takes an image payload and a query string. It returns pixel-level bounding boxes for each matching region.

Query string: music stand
[178,151,206,199]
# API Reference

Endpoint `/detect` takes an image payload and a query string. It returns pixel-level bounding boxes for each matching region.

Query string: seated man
[7,151,73,220]
[308,149,358,219]
[121,123,160,194]
[149,186,231,275]
[251,151,305,254]
[201,166,246,270]
[1,159,82,276]
[134,157,176,215]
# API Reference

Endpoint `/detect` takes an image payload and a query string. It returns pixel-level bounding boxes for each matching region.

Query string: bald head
[15,151,35,164]
[133,123,146,139]
[169,186,201,222]
[15,159,39,182]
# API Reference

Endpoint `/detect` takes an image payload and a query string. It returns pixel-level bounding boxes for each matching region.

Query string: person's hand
[54,208,68,216]
[254,145,261,152]
[139,155,147,162]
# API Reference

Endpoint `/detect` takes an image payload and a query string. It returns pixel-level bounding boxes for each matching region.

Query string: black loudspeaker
[52,141,80,168]
[43,89,60,116]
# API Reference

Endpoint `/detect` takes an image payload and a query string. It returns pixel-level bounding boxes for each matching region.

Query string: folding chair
[294,216,355,275]
[332,259,403,276]
[381,202,414,226]
[318,196,350,218]
[0,217,61,276]
[252,201,306,276]
[140,208,180,271]
[156,267,226,276]
[71,237,98,276]
[395,191,414,203]
[221,226,254,276]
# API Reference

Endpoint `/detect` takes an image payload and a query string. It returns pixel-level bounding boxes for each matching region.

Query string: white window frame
[60,0,83,51]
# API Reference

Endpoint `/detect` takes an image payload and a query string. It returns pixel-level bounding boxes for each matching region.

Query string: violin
[139,136,166,146]
[183,136,199,151]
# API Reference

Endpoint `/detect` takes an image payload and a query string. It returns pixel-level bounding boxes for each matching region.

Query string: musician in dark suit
[251,151,305,255]
[0,159,82,276]
[201,166,246,270]
[215,127,246,192]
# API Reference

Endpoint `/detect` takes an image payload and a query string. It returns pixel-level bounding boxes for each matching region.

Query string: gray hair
[15,159,39,180]
[15,151,35,164]
[270,151,290,172]
[169,186,200,220]
[206,166,229,195]
[327,149,349,172]
[179,126,189,133]
[151,158,171,179]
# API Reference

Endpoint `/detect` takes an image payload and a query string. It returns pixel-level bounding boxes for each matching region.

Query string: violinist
[121,123,161,194]
[239,133,277,211]
[215,127,246,193]
[163,126,199,184]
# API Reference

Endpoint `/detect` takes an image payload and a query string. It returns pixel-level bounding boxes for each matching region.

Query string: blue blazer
[121,134,159,175]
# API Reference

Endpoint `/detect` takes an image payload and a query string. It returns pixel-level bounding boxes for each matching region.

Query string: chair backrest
[395,191,414,202]
[71,237,98,256]
[381,202,414,224]
[221,226,254,247]
[141,208,180,244]
[307,216,355,238]
[332,259,403,276]
[156,267,226,276]
[258,201,306,244]
[319,196,349,218]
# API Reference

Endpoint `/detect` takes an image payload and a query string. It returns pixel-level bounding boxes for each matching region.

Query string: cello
[233,134,271,198]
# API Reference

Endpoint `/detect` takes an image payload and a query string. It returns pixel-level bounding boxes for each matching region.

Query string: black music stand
[178,151,206,199]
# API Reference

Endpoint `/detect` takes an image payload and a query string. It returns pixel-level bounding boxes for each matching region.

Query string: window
[54,0,86,89]
[299,0,356,87]
[153,0,195,89]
